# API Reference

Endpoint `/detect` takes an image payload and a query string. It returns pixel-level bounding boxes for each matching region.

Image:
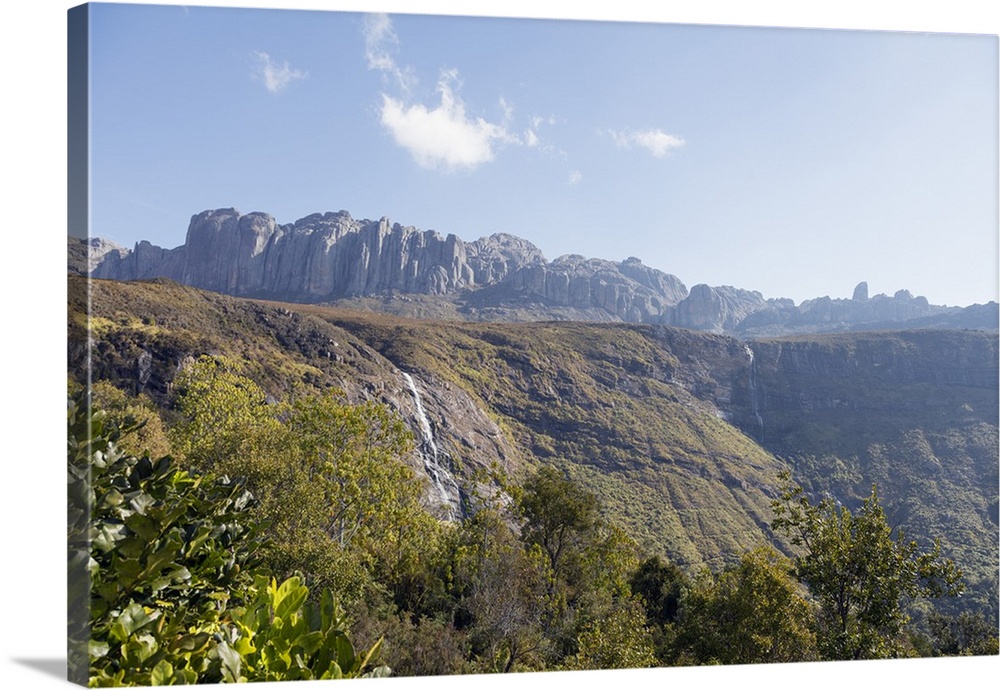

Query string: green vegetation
[751,332,998,623]
[69,276,998,680]
[329,315,791,568]
[772,472,964,660]
[673,547,818,665]
[69,392,386,685]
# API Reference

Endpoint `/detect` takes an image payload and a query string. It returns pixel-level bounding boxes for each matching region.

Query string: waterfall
[745,344,764,442]
[403,372,438,458]
[402,372,461,520]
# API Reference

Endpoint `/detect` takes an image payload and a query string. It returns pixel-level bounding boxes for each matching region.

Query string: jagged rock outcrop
[68,236,129,275]
[500,254,689,321]
[90,208,691,321]
[668,284,770,333]
[465,232,546,284]
[94,208,490,300]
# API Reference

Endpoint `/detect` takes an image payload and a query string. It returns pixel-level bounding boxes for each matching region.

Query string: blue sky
[86,1,998,307]
[1,4,999,690]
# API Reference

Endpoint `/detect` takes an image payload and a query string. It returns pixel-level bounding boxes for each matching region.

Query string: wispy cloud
[254,51,306,93]
[363,12,415,92]
[610,128,685,157]
[568,170,583,185]
[365,15,517,172]
[380,70,516,171]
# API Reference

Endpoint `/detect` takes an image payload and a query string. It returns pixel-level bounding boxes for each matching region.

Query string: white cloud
[363,12,414,92]
[611,128,685,157]
[568,170,583,185]
[254,51,306,93]
[365,14,525,172]
[380,71,516,171]
[525,129,539,147]
[499,97,514,122]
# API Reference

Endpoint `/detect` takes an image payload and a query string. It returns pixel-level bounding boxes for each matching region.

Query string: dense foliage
[69,392,387,685]
[772,471,965,660]
[73,372,992,684]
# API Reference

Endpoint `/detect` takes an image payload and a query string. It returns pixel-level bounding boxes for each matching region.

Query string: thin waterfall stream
[402,372,461,520]
[745,344,764,442]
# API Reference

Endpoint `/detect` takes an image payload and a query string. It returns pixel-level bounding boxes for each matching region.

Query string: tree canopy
[771,471,964,660]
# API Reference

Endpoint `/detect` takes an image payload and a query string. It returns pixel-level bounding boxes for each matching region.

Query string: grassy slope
[70,277,997,602]
[321,314,790,569]
[71,277,791,570]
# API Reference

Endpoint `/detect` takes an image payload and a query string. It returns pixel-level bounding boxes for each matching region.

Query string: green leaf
[216,640,242,683]
[88,639,110,660]
[298,630,324,656]
[173,632,211,653]
[150,658,174,685]
[139,534,183,580]
[332,631,356,671]
[101,488,125,508]
[364,665,392,678]
[124,512,161,542]
[273,578,309,621]
[111,603,157,642]
[123,633,159,665]
[130,491,157,516]
[175,668,198,684]
[320,661,344,680]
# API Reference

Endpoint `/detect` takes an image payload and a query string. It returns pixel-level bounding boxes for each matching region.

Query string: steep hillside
[69,276,998,615]
[70,276,789,569]
[741,332,999,617]
[320,313,789,568]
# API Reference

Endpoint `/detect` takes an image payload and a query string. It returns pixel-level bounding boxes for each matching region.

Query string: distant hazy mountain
[74,208,997,336]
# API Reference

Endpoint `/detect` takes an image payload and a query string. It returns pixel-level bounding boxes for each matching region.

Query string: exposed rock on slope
[68,236,128,275]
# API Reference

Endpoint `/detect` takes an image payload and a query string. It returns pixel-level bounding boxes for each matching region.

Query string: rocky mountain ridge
[81,207,997,336]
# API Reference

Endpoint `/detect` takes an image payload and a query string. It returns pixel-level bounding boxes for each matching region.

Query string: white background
[1,1,997,689]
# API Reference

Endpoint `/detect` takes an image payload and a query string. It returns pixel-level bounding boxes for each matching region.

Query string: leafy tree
[169,355,285,475]
[454,506,549,672]
[629,555,688,662]
[515,467,653,668]
[630,555,686,627]
[562,596,657,671]
[71,392,386,685]
[283,392,437,596]
[73,392,266,685]
[350,611,471,678]
[771,471,964,660]
[90,381,172,460]
[518,466,599,582]
[927,611,1000,656]
[169,356,440,603]
[676,547,818,665]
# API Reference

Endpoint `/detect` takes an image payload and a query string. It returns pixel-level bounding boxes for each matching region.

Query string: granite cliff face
[95,209,495,299]
[88,208,997,336]
[91,208,692,323]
